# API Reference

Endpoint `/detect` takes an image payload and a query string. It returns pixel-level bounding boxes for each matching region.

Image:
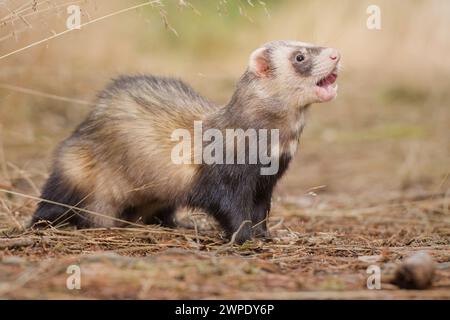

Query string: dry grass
[0,192,449,299]
[0,0,449,299]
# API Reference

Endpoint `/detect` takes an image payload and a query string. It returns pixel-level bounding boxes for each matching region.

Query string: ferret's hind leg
[30,170,93,228]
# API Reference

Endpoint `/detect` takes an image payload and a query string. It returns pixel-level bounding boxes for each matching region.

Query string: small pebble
[391,252,435,290]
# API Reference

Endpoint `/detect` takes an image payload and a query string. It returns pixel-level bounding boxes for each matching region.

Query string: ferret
[31,40,340,244]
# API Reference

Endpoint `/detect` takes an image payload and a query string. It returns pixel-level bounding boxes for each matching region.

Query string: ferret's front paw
[253,224,270,239]
[227,224,252,245]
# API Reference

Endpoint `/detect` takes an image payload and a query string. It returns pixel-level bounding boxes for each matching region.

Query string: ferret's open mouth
[316,73,337,87]
[314,71,338,102]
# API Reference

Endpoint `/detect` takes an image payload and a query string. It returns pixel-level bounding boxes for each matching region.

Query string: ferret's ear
[248,47,271,77]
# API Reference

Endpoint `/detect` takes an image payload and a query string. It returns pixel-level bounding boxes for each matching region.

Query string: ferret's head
[247,40,340,107]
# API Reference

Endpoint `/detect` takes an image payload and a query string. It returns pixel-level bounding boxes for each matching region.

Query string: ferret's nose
[329,49,340,61]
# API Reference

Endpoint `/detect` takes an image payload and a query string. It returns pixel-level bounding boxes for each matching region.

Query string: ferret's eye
[295,54,305,62]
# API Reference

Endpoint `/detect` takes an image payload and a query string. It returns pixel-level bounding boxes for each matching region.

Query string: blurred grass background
[0,0,449,202]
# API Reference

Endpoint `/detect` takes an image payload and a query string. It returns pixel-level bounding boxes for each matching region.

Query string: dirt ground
[0,0,449,300]
[1,181,449,299]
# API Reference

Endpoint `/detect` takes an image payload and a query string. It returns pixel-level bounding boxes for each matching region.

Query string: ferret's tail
[30,169,90,228]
